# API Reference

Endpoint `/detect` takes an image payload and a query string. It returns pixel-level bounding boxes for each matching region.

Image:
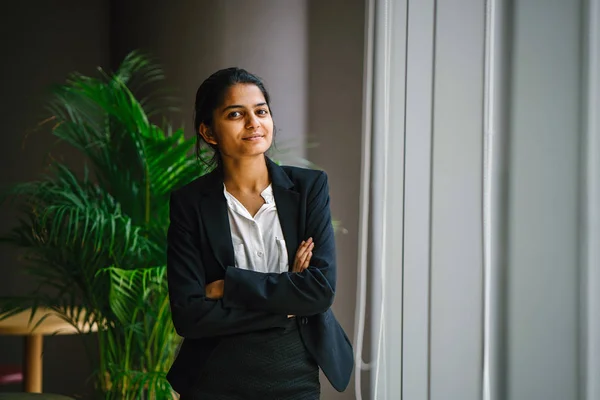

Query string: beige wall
[111,0,309,164]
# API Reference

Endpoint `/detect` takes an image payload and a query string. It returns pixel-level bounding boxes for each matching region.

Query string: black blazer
[166,157,354,394]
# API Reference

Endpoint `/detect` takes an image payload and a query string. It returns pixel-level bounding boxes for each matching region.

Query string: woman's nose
[245,114,261,129]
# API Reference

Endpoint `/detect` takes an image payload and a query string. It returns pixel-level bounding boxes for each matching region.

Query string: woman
[166,68,353,399]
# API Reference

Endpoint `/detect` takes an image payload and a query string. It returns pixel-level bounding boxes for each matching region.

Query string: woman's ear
[199,123,218,145]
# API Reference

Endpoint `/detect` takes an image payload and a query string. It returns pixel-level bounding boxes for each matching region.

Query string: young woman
[166,68,353,399]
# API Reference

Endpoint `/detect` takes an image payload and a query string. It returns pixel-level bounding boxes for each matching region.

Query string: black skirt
[186,318,320,400]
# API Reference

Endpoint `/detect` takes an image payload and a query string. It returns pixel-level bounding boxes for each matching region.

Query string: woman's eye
[256,109,269,116]
[228,111,242,118]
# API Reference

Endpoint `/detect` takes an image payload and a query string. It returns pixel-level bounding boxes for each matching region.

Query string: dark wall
[0,1,110,396]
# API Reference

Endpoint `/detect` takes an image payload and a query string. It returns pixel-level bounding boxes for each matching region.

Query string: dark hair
[194,67,274,169]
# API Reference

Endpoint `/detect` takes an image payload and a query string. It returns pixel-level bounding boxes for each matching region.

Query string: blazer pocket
[233,243,248,270]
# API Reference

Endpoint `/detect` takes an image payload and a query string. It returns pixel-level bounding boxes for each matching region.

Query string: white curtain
[354,0,599,399]
[584,1,600,399]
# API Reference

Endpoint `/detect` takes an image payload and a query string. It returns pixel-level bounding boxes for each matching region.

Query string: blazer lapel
[198,168,234,271]
[197,158,301,272]
[272,185,300,271]
[267,159,301,271]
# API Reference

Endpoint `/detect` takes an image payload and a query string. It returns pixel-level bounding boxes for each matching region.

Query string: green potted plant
[0,51,207,399]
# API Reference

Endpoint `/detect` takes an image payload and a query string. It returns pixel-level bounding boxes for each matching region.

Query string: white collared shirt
[223,184,289,273]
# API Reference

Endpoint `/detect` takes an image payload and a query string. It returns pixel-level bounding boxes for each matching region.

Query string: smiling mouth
[242,135,264,141]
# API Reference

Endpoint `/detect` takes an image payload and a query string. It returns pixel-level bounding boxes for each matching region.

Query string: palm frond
[2,51,197,398]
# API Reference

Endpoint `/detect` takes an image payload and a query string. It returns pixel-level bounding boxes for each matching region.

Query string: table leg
[23,334,43,393]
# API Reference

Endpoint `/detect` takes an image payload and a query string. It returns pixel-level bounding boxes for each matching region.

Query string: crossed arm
[204,238,314,300]
[167,171,337,339]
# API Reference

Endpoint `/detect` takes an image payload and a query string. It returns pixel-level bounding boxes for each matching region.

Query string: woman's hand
[288,238,315,318]
[206,280,225,299]
[292,237,314,273]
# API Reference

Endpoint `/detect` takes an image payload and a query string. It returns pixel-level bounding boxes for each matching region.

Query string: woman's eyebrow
[222,102,267,112]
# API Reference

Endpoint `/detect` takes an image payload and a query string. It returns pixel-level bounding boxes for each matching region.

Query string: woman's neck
[222,155,270,194]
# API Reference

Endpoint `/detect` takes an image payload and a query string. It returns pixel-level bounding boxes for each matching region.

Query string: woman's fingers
[293,239,309,272]
[294,240,314,272]
[299,247,312,268]
[298,242,313,264]
[293,238,314,272]
[205,280,224,299]
[301,251,312,271]
[295,242,311,267]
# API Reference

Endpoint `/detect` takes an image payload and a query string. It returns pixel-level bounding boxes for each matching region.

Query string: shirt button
[301,317,308,325]
[257,251,264,258]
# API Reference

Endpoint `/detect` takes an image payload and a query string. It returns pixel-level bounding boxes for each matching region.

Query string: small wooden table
[0,394,74,399]
[0,308,97,393]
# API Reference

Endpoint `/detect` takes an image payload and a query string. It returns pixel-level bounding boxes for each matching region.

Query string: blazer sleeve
[167,190,288,339]
[222,171,336,316]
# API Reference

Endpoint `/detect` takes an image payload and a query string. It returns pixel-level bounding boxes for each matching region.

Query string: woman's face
[200,83,274,161]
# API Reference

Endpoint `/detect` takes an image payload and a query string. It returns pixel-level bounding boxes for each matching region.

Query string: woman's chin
[232,147,271,159]
[243,140,271,153]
